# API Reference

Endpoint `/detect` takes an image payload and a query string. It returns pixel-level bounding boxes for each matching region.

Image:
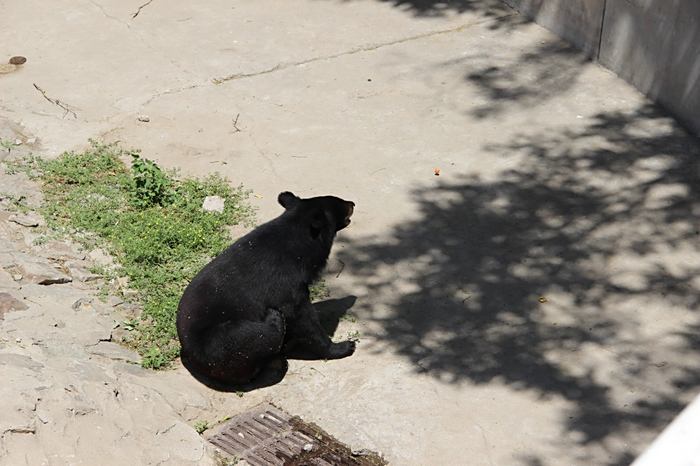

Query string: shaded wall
[503,0,700,136]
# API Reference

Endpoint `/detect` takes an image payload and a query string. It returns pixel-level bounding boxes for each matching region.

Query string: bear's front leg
[282,299,356,360]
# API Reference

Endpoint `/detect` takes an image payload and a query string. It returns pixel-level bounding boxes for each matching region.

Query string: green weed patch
[17,142,253,368]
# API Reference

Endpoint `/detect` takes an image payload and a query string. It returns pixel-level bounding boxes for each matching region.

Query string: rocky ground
[0,167,228,465]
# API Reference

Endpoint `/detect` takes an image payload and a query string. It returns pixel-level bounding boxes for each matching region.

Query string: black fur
[176,191,356,390]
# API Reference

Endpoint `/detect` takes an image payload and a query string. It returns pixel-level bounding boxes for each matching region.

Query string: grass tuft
[23,141,253,368]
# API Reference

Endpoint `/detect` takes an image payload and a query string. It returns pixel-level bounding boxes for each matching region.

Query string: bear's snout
[343,201,355,227]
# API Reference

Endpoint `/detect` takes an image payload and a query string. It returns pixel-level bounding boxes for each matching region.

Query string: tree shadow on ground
[462,40,588,118]
[426,39,588,120]
[339,103,700,464]
[333,0,525,25]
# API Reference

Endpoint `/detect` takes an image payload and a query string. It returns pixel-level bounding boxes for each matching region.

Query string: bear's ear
[278,191,300,209]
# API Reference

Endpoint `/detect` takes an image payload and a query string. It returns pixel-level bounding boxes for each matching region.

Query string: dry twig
[32,83,77,119]
[336,260,346,278]
[232,113,242,133]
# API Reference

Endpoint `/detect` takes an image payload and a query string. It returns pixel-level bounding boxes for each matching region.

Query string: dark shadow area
[332,0,529,29]
[183,296,357,392]
[316,295,358,336]
[463,40,589,118]
[283,296,359,361]
[339,104,700,463]
[183,355,289,393]
[338,0,512,18]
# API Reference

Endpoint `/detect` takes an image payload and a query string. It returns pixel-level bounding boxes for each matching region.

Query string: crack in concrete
[142,12,515,107]
[140,83,204,107]
[87,0,131,29]
[83,335,113,348]
[131,0,156,19]
[474,423,494,466]
[156,422,176,435]
[211,13,515,85]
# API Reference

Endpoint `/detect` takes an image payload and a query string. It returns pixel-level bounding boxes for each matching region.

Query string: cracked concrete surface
[2,1,700,465]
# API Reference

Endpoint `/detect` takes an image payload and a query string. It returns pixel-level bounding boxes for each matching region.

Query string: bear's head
[278,191,355,236]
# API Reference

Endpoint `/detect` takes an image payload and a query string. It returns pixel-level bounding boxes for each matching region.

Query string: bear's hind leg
[202,308,286,385]
[283,300,356,360]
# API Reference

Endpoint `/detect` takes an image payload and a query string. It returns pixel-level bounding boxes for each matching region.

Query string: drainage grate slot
[206,403,387,465]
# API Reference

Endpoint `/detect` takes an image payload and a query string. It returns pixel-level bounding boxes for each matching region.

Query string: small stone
[107,296,125,307]
[117,276,129,289]
[68,265,101,282]
[352,449,373,457]
[12,274,23,281]
[137,115,150,122]
[26,137,37,145]
[0,292,28,320]
[8,56,27,65]
[9,213,42,227]
[39,241,85,261]
[36,409,51,424]
[4,259,71,285]
[122,289,138,299]
[14,139,22,146]
[202,196,225,213]
[88,248,114,267]
[72,297,94,312]
[118,302,142,319]
[303,443,313,452]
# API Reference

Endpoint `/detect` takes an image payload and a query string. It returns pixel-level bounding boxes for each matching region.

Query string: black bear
[177,191,356,390]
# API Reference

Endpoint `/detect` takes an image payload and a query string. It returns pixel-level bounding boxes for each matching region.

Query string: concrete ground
[2,0,700,465]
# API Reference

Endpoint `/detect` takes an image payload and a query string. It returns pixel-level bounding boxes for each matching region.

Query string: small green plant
[346,330,361,342]
[3,154,41,176]
[122,319,137,331]
[32,235,48,246]
[141,346,169,369]
[0,139,14,154]
[129,152,174,208]
[19,141,253,368]
[88,264,107,276]
[310,278,330,302]
[194,420,209,434]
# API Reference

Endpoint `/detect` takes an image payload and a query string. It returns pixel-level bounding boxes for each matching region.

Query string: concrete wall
[503,0,605,56]
[503,0,700,136]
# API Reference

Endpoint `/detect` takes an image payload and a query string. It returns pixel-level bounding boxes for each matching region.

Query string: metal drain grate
[206,403,387,466]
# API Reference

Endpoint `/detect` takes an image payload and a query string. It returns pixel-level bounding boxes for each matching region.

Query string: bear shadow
[316,295,357,337]
[184,295,358,393]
